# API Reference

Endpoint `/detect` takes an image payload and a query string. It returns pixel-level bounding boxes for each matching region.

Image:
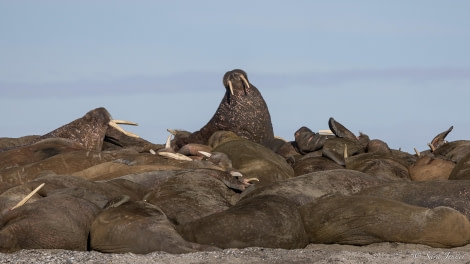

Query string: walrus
[239,169,392,206]
[144,169,243,225]
[408,154,455,181]
[174,69,274,150]
[300,194,470,248]
[345,152,412,181]
[449,152,470,180]
[0,174,148,211]
[355,180,470,219]
[433,140,470,163]
[0,135,41,150]
[208,131,294,188]
[90,201,218,254]
[177,195,309,250]
[0,193,101,252]
[1,107,157,153]
[40,107,112,151]
[293,156,344,176]
[0,137,84,173]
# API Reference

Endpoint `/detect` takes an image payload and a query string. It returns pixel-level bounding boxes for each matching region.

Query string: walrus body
[209,131,294,188]
[177,195,308,250]
[175,69,274,149]
[356,180,470,219]
[300,195,470,248]
[0,193,101,252]
[90,201,217,254]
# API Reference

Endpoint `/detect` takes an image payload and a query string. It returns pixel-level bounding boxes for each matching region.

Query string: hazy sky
[1,1,469,153]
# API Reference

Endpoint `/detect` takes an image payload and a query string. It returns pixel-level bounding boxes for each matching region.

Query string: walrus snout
[223,69,250,96]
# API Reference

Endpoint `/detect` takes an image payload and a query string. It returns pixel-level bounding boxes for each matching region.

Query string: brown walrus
[208,131,294,188]
[0,193,101,252]
[90,201,218,254]
[174,69,274,149]
[300,194,470,248]
[177,195,308,250]
[1,107,161,153]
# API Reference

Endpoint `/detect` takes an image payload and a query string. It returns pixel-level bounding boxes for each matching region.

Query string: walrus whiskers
[10,183,45,211]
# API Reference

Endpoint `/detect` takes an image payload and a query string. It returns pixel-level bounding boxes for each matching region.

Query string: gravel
[2,243,470,264]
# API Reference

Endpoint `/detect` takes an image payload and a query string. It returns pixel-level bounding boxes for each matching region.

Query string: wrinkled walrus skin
[177,195,309,250]
[209,131,294,188]
[174,69,274,149]
[90,201,218,254]
[300,195,470,248]
[0,193,101,253]
[3,102,470,254]
[355,180,470,219]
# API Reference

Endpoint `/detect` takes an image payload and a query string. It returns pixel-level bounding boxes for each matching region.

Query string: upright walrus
[174,69,274,149]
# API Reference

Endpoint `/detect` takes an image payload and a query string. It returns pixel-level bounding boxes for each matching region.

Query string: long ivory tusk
[428,143,436,152]
[10,183,45,211]
[109,120,140,138]
[198,151,212,158]
[228,80,234,95]
[158,152,193,161]
[318,129,335,136]
[111,120,138,126]
[343,144,348,159]
[239,74,250,89]
[165,134,172,149]
[229,171,243,177]
[414,148,421,157]
[245,177,259,183]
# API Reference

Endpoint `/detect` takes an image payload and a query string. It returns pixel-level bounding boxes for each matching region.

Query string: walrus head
[223,69,250,102]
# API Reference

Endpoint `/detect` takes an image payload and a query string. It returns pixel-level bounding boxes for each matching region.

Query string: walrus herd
[1,69,470,254]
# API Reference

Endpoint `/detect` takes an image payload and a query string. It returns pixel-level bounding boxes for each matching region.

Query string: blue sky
[1,1,469,153]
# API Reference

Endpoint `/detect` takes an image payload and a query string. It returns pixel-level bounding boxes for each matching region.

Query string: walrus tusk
[244,177,259,183]
[111,120,138,126]
[158,152,193,161]
[167,128,177,135]
[239,74,250,89]
[427,143,436,152]
[10,183,45,211]
[414,148,421,157]
[343,144,348,159]
[229,171,243,177]
[109,120,140,138]
[228,80,234,95]
[198,151,212,158]
[318,129,335,136]
[165,134,173,149]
